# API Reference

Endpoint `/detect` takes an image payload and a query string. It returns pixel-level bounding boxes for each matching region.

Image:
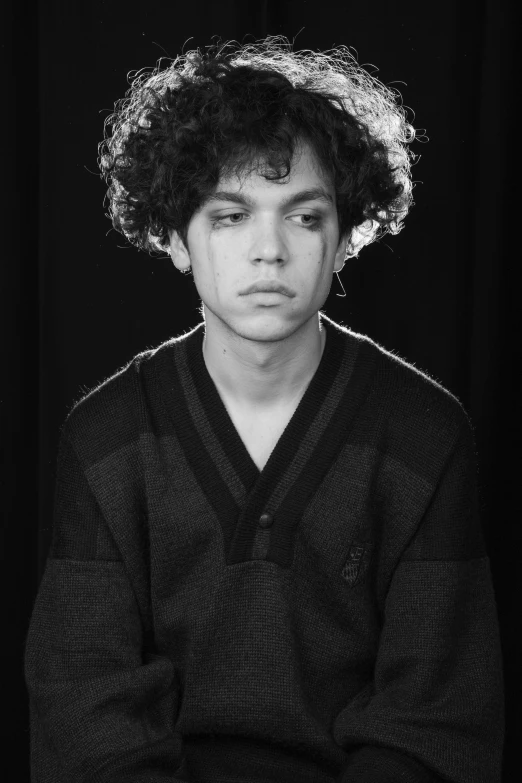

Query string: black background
[4,1,519,778]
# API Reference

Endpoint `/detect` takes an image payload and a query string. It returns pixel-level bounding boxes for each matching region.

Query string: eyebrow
[205,187,334,209]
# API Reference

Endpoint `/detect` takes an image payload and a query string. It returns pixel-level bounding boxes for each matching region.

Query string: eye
[289,213,320,228]
[212,212,246,226]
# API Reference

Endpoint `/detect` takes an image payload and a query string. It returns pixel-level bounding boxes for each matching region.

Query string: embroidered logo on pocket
[341,541,373,587]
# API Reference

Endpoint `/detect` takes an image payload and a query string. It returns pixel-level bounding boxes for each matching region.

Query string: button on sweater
[24,312,505,783]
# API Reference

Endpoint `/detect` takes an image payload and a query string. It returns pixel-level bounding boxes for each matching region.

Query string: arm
[334,418,505,783]
[24,425,191,783]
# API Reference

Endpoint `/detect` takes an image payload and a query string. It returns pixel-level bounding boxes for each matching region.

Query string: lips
[241,281,295,297]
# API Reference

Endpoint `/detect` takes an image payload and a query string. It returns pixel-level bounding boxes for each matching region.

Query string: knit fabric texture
[24,313,505,783]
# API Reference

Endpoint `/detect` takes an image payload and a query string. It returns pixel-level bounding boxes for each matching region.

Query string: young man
[24,38,504,783]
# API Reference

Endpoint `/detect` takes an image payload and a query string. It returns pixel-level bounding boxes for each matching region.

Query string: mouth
[240,282,295,297]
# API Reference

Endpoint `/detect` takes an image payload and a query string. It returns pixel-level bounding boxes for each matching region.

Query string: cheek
[319,234,329,264]
[205,241,238,298]
[307,233,329,274]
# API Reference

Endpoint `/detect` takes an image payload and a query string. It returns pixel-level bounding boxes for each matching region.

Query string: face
[169,142,346,344]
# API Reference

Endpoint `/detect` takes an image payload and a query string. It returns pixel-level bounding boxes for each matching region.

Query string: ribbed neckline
[183,314,346,483]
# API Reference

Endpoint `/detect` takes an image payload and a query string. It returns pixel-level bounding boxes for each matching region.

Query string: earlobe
[168,230,191,273]
[333,236,348,272]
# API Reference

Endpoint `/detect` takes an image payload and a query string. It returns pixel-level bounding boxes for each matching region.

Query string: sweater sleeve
[24,424,191,783]
[333,416,505,783]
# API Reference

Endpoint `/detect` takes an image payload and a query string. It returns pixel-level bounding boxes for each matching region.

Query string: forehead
[215,143,334,199]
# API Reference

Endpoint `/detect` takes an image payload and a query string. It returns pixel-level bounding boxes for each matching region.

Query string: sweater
[24,312,505,783]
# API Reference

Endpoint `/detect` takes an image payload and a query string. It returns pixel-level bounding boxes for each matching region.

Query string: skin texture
[168,142,347,414]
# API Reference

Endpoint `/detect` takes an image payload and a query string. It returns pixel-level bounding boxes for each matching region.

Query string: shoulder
[60,333,187,464]
[371,334,466,419]
[328,317,474,457]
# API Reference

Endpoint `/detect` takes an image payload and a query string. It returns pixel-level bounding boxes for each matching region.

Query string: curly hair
[98,36,419,258]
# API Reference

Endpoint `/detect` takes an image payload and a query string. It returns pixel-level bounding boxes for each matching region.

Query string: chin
[206,303,310,342]
[228,315,306,344]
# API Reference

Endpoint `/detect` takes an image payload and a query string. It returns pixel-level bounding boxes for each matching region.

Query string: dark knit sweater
[24,313,505,783]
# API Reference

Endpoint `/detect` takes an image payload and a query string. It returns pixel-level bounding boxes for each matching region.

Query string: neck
[202,311,326,411]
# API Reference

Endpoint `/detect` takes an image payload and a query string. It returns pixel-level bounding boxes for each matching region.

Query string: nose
[249,215,289,265]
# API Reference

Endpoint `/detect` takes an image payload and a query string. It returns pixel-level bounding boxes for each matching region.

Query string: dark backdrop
[4,1,519,779]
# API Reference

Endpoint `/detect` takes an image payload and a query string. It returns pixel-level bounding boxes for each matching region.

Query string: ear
[168,230,191,273]
[333,234,348,273]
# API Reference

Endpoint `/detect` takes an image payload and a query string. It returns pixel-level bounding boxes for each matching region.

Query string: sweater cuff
[337,746,443,783]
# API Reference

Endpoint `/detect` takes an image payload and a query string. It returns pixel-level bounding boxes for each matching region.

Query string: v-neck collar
[186,316,342,484]
[154,314,378,566]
